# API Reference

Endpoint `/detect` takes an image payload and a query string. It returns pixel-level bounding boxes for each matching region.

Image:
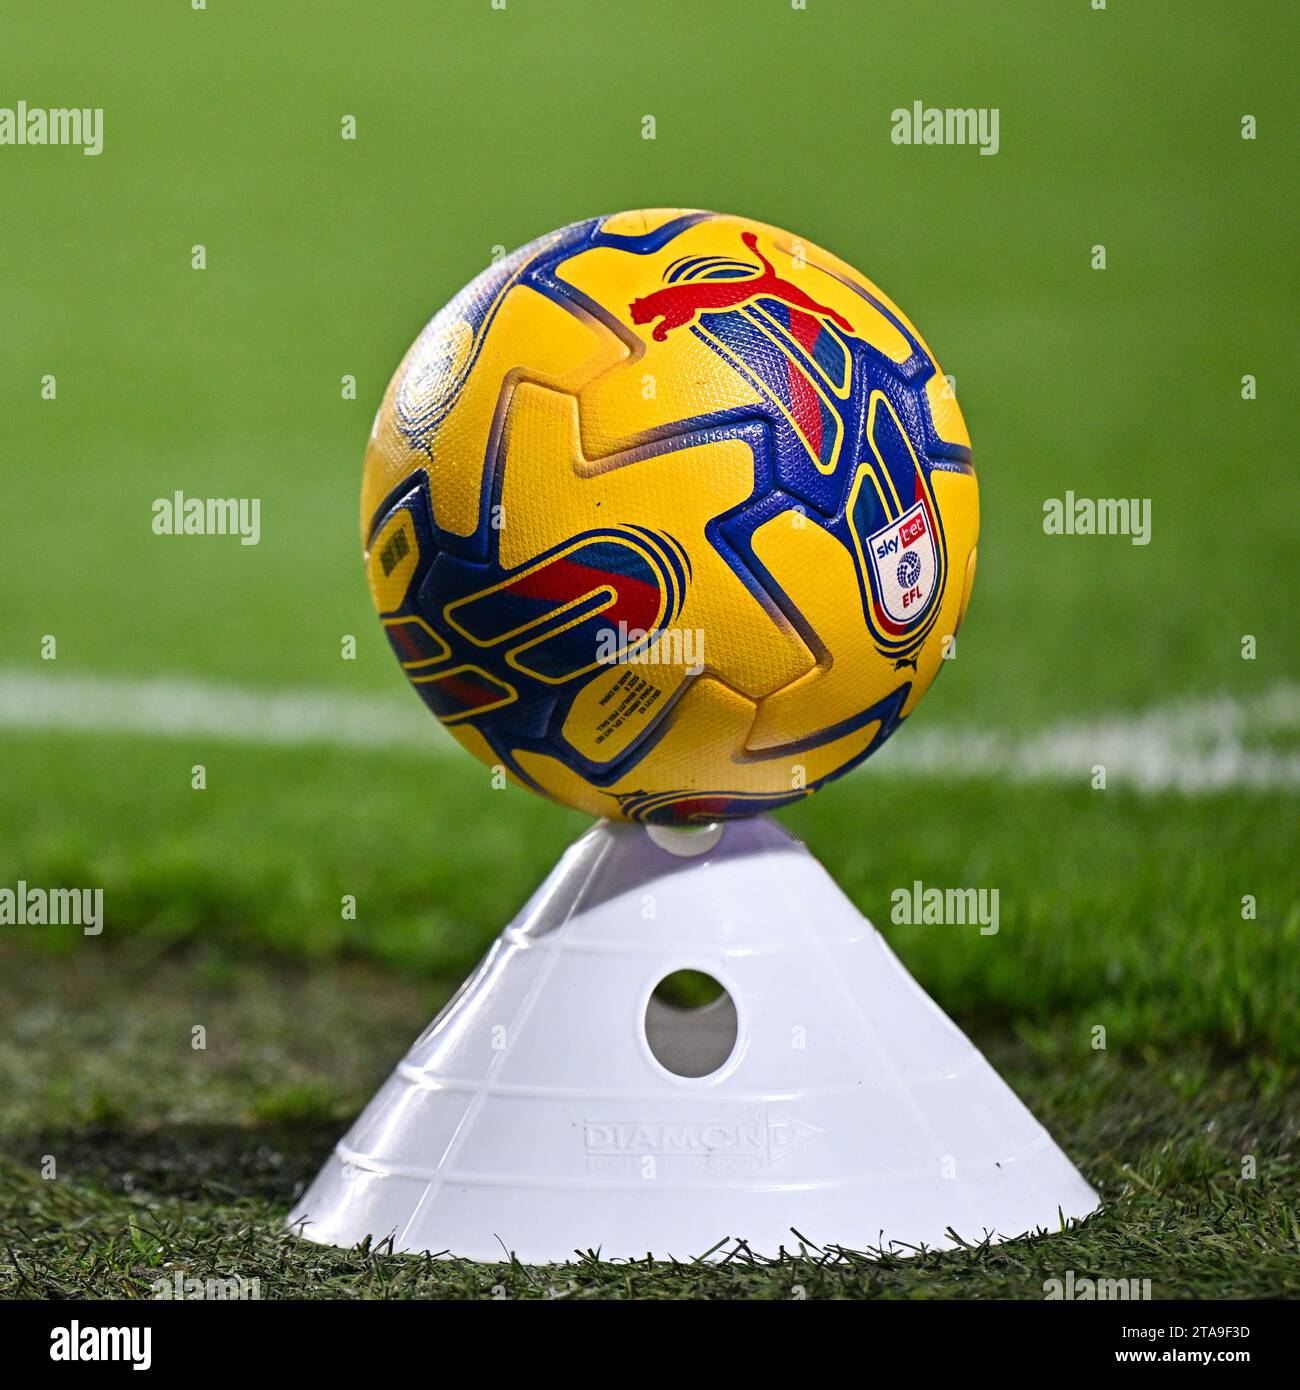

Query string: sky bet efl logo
[866,499,938,626]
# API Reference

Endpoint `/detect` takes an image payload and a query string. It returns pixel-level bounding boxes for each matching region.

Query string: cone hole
[644,970,737,1078]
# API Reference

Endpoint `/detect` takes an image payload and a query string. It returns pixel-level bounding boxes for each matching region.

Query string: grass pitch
[1,738,1295,1299]
[2,940,1296,1301]
[1,0,1297,1299]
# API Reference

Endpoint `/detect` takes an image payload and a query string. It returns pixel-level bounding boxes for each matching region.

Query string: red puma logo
[629,232,854,342]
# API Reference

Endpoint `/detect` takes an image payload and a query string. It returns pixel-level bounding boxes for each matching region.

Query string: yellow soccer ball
[361,210,978,823]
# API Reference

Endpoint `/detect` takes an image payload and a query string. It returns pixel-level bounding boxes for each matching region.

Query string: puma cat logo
[629,232,855,342]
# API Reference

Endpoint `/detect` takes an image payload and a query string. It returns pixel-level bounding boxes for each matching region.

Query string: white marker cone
[289,817,1098,1262]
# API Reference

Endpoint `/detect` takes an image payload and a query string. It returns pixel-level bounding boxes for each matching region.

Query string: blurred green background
[2,0,1295,705]
[0,0,1296,1297]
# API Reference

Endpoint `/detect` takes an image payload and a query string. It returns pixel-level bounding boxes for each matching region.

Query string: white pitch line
[886,684,1300,795]
[0,669,438,752]
[0,668,1296,796]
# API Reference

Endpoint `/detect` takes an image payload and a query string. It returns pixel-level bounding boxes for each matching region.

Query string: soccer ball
[361,209,978,823]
